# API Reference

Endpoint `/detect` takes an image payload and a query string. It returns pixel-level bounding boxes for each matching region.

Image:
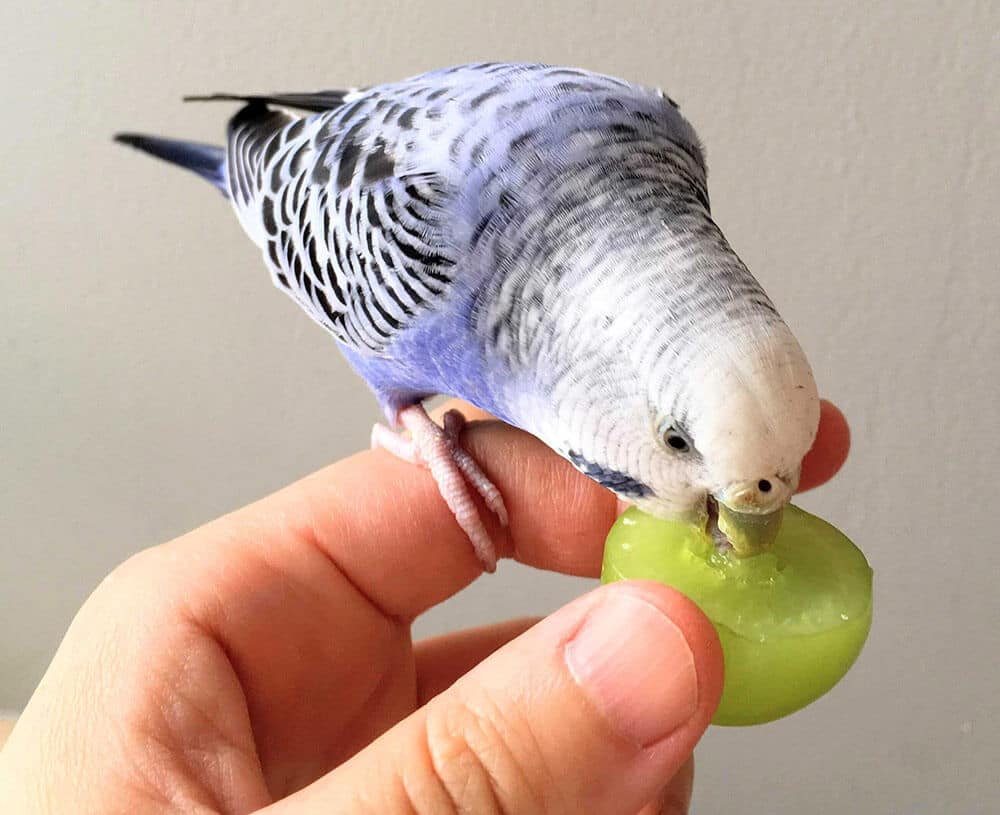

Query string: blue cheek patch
[567,450,653,498]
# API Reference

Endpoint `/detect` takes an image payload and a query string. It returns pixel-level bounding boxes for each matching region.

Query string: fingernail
[565,589,699,747]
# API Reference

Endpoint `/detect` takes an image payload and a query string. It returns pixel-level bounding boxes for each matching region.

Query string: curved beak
[715,502,785,557]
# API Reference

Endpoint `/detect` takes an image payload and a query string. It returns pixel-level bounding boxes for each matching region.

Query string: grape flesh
[602,504,872,726]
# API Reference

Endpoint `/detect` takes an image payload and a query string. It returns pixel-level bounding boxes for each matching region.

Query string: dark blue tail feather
[114,133,227,195]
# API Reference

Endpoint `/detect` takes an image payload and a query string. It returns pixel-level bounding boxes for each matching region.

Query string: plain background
[2,1,998,812]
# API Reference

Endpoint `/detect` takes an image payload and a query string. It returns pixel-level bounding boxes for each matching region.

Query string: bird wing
[211,63,710,355]
[219,90,460,353]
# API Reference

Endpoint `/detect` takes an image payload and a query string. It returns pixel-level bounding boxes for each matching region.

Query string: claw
[371,405,507,572]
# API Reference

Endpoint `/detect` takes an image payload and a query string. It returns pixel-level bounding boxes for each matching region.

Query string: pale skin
[0,400,849,814]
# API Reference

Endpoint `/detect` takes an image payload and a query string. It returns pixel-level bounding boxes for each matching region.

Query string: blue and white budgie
[116,62,820,573]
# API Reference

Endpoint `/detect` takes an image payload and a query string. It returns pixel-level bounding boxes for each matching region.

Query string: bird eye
[658,419,694,454]
[666,431,690,452]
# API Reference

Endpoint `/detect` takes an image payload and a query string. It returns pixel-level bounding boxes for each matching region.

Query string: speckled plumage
[117,62,821,558]
[206,65,717,417]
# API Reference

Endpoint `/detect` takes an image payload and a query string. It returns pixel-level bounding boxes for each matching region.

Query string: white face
[519,304,820,530]
[634,322,821,522]
[533,320,820,525]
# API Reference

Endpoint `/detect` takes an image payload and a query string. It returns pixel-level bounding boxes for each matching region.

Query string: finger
[798,399,851,493]
[260,582,723,815]
[171,397,851,627]
[415,617,540,704]
[224,416,619,620]
[143,412,620,791]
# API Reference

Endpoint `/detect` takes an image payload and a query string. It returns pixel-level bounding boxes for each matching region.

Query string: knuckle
[100,546,164,593]
[82,547,179,634]
[415,688,551,815]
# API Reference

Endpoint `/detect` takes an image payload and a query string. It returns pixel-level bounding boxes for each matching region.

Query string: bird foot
[371,406,508,572]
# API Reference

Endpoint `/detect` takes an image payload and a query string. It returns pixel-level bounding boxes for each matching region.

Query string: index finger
[195,397,848,623]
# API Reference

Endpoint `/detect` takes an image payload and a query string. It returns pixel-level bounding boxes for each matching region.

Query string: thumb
[264,582,723,815]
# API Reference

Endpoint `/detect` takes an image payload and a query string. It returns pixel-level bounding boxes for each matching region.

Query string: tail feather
[113,133,227,194]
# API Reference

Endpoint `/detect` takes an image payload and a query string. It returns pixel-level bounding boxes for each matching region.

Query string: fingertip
[798,399,851,493]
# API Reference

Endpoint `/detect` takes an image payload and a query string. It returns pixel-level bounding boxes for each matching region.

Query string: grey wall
[3,1,998,812]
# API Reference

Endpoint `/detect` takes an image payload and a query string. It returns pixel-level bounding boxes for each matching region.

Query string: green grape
[602,504,872,726]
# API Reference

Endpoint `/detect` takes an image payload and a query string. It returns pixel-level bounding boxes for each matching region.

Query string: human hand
[0,401,849,814]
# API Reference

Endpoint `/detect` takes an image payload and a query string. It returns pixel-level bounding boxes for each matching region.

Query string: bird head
[517,194,820,554]
[632,321,820,555]
[546,314,819,556]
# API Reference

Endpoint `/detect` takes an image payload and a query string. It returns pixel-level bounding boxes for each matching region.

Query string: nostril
[758,479,772,493]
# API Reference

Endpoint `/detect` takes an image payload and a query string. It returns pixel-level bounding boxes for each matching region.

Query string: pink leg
[370,423,419,464]
[440,411,509,526]
[371,405,508,572]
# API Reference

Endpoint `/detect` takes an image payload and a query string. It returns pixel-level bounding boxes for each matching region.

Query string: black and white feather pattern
[220,89,461,352]
[209,63,713,359]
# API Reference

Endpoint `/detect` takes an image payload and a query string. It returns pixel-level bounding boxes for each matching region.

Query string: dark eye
[665,431,690,452]
[658,418,694,454]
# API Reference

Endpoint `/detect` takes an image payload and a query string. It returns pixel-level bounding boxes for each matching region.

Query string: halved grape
[602,504,872,726]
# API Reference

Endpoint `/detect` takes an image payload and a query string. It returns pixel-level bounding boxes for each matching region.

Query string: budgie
[115,62,820,573]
